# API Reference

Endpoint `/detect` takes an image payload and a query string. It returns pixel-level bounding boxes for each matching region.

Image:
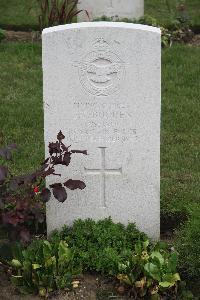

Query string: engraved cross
[84,147,122,208]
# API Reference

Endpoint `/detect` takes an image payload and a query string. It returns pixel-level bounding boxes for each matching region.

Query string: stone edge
[42,22,161,35]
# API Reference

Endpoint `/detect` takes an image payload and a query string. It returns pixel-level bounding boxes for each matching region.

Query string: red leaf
[71,150,87,155]
[41,188,51,203]
[2,212,24,226]
[62,152,71,166]
[64,179,86,190]
[57,130,65,141]
[51,185,67,203]
[48,141,60,155]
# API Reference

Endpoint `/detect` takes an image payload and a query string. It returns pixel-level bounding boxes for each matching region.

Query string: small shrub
[0,131,87,243]
[94,13,194,47]
[50,218,147,275]
[36,0,89,30]
[95,15,173,47]
[176,206,200,280]
[0,28,5,42]
[10,239,80,296]
[116,240,181,299]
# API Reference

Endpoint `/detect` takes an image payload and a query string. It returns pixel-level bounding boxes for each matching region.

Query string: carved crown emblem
[93,38,110,52]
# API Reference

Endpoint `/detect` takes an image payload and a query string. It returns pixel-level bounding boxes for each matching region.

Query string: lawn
[161,44,200,219]
[0,0,38,30]
[0,41,199,225]
[145,0,200,29]
[0,43,43,174]
[0,0,200,30]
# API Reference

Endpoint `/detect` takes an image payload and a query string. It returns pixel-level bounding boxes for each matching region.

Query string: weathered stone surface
[42,22,161,239]
[78,0,144,22]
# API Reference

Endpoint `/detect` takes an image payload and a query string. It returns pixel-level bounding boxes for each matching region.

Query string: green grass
[0,0,199,30]
[0,42,43,174]
[145,0,200,29]
[0,42,199,223]
[161,44,200,216]
[0,0,38,30]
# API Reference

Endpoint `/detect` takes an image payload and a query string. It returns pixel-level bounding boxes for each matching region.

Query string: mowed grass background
[0,41,199,223]
[0,43,43,172]
[0,0,200,29]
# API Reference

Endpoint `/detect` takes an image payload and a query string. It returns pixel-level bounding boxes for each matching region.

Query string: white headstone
[42,22,161,239]
[77,0,144,22]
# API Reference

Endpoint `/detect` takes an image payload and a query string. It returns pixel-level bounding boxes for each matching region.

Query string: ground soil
[0,270,125,300]
[3,30,200,46]
[5,30,41,42]
[189,34,200,46]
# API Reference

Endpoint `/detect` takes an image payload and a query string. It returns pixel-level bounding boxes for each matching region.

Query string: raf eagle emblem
[87,63,121,84]
[77,38,125,96]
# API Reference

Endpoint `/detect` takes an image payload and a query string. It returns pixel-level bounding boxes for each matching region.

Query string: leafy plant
[50,218,147,275]
[164,0,194,43]
[0,28,5,42]
[36,0,89,30]
[0,131,87,242]
[10,239,80,296]
[166,0,191,27]
[94,15,173,48]
[116,240,180,299]
[136,15,174,47]
[94,13,194,47]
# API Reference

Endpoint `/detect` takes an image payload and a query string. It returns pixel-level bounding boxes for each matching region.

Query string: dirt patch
[189,34,200,46]
[3,30,200,46]
[0,271,124,300]
[5,30,41,42]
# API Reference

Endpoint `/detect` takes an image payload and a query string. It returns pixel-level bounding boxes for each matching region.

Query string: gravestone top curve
[43,22,161,35]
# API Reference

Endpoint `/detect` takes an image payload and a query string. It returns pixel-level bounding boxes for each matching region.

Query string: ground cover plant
[50,218,147,275]
[116,240,180,299]
[10,239,80,297]
[8,219,185,299]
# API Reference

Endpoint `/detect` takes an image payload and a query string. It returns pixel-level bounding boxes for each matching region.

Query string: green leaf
[168,252,178,272]
[159,281,173,288]
[45,256,56,268]
[151,294,160,300]
[58,241,72,262]
[135,242,142,254]
[43,240,52,259]
[172,273,181,281]
[39,287,47,297]
[144,263,161,281]
[150,251,164,265]
[32,263,41,270]
[11,259,22,268]
[142,240,149,250]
